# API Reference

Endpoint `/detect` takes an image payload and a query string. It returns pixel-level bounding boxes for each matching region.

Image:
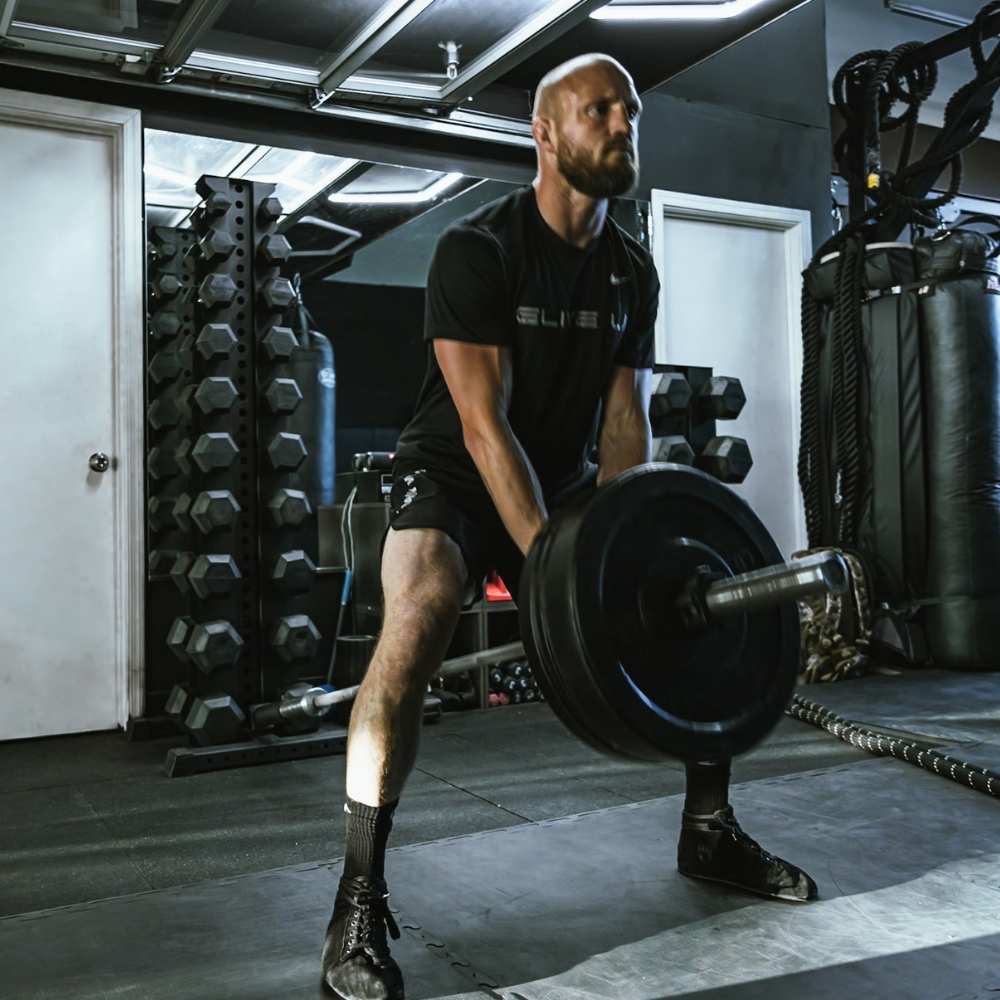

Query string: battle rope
[788,694,1000,800]
[797,10,1000,549]
[797,288,823,549]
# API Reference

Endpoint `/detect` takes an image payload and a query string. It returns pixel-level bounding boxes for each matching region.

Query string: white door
[651,190,812,560]
[0,91,144,741]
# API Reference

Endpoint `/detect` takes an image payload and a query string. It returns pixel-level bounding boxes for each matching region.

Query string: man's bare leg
[346,526,467,807]
[322,526,468,999]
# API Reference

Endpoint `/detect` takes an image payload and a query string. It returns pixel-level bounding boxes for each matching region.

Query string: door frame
[0,88,145,727]
[649,188,812,555]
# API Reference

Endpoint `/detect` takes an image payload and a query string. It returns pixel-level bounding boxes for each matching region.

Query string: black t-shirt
[395,185,660,498]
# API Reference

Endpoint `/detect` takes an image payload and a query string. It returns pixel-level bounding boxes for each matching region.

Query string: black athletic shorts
[384,465,597,609]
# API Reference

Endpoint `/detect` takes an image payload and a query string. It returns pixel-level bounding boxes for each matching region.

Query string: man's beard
[556,137,638,198]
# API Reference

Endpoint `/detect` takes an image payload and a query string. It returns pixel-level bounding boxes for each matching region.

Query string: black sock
[343,797,398,880]
[683,759,731,816]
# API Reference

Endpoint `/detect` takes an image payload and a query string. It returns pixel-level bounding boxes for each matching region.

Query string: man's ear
[532,117,554,152]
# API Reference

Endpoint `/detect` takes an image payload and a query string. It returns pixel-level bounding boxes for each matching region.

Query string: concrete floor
[1,673,998,999]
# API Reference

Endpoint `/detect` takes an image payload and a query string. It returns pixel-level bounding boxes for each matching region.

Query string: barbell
[257,464,845,763]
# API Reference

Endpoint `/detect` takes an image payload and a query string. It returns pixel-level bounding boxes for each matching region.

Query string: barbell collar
[703,551,848,620]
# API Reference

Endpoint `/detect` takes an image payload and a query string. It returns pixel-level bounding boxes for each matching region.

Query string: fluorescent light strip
[327,172,464,206]
[591,0,771,20]
[338,73,444,96]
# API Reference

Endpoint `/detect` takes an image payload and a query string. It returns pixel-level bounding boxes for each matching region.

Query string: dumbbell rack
[139,176,345,776]
[649,365,752,484]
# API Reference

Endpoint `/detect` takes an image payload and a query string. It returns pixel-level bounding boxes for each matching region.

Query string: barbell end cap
[819,553,850,597]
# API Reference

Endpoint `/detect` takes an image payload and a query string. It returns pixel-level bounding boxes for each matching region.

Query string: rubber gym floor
[2,669,999,999]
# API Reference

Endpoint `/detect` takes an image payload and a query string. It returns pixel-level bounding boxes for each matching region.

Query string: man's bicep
[435,339,511,436]
[425,227,510,346]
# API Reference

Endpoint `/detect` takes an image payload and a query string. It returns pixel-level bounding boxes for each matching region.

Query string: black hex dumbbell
[194,377,239,415]
[653,435,695,465]
[259,234,292,264]
[191,433,240,472]
[267,432,308,471]
[649,372,693,436]
[264,378,303,414]
[272,550,317,594]
[185,620,244,673]
[184,693,247,747]
[261,325,298,361]
[268,488,313,527]
[258,195,284,225]
[273,614,321,663]
[696,376,746,421]
[148,348,184,384]
[191,491,241,534]
[150,310,183,339]
[196,323,238,360]
[188,554,242,599]
[260,277,296,311]
[695,436,753,484]
[199,274,238,308]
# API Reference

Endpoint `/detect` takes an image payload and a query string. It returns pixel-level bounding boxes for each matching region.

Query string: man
[321,53,817,1000]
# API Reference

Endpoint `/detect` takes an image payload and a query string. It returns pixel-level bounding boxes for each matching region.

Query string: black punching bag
[916,229,1000,669]
[291,329,336,508]
[290,286,336,508]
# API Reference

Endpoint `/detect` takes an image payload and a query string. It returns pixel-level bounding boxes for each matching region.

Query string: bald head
[532,54,633,123]
[531,53,641,199]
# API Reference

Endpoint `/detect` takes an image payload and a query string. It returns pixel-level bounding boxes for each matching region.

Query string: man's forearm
[597,410,652,485]
[464,419,548,556]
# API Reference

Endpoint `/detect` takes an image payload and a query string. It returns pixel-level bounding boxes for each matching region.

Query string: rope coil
[788,695,1000,800]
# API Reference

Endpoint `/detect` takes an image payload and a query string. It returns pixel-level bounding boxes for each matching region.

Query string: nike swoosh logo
[610,274,629,285]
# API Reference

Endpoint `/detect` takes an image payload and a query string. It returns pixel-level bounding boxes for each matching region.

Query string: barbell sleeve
[703,551,849,620]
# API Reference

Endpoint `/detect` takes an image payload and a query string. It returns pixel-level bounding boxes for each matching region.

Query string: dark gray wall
[831,107,1000,205]
[640,0,831,248]
[333,0,832,290]
[326,180,517,287]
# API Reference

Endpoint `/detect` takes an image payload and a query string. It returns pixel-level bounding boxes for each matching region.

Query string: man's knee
[382,526,468,609]
[376,527,467,671]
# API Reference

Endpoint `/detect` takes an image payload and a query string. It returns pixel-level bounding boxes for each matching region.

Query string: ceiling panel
[362,0,555,78]
[197,0,386,70]
[144,128,256,208]
[231,147,359,213]
[11,0,184,44]
[332,162,459,197]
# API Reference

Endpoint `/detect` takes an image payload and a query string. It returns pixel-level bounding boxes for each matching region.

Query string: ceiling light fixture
[591,0,771,21]
[327,172,465,206]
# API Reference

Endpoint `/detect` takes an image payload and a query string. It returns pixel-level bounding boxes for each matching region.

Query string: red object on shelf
[485,571,512,602]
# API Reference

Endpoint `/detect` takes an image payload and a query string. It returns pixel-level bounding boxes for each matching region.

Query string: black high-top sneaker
[677,806,818,902]
[321,874,405,1000]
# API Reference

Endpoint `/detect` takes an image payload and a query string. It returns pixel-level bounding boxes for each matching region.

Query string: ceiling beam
[0,55,535,182]
[314,0,438,104]
[895,6,1000,72]
[440,0,609,105]
[0,0,17,37]
[155,0,234,82]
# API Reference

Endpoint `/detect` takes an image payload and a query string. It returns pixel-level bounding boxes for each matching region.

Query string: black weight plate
[521,463,799,763]
[520,519,632,759]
